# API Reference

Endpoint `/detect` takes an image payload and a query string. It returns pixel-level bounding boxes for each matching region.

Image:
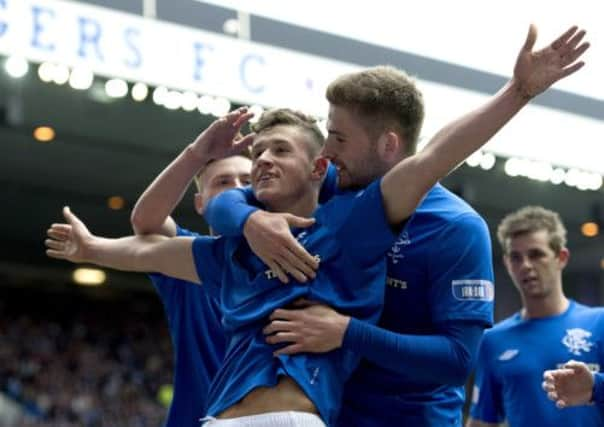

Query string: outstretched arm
[130,108,255,236]
[543,361,604,407]
[381,25,589,224]
[46,207,200,283]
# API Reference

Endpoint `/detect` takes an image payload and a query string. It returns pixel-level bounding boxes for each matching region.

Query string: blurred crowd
[0,287,173,427]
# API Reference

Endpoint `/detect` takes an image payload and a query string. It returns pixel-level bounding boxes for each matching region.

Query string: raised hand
[542,360,594,408]
[514,25,590,99]
[45,207,94,263]
[189,107,255,162]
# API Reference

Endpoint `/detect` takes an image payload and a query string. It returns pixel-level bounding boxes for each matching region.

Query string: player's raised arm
[381,25,589,224]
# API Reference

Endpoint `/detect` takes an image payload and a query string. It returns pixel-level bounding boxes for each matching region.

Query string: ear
[311,156,329,182]
[557,247,570,268]
[376,131,402,162]
[502,254,512,273]
[194,193,205,215]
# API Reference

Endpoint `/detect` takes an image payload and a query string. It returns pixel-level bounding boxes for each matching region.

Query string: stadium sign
[0,0,358,115]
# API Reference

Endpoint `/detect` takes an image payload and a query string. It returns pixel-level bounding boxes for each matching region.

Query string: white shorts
[201,411,326,427]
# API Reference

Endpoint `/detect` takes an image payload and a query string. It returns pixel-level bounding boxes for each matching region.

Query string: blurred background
[0,0,602,425]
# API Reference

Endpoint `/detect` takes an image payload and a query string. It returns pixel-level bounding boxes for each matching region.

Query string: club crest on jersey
[562,328,594,356]
[387,232,411,265]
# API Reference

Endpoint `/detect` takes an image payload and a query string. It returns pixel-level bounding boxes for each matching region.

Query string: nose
[519,255,534,272]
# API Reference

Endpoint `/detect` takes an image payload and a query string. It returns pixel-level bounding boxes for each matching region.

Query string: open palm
[45,207,93,263]
[514,25,589,99]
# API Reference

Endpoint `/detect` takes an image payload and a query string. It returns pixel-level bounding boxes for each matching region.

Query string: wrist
[508,77,534,103]
[184,143,214,169]
[335,314,351,348]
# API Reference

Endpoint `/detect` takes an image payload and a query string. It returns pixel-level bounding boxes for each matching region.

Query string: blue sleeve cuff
[593,372,604,404]
[204,187,260,236]
[342,317,366,352]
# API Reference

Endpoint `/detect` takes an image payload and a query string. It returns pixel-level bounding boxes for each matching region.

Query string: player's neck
[266,190,318,218]
[522,293,569,320]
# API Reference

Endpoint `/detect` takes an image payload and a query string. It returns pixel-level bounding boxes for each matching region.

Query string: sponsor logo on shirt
[386,277,407,289]
[498,349,519,361]
[451,279,494,301]
[561,328,594,356]
[387,232,411,265]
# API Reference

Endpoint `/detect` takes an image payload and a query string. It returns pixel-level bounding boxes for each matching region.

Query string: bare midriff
[217,376,318,419]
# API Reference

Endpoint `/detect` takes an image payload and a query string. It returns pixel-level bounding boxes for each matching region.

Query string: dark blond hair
[252,108,324,157]
[497,206,567,254]
[326,65,424,154]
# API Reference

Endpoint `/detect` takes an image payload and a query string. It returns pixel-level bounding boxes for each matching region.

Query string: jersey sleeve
[204,187,260,237]
[593,372,604,404]
[332,179,398,264]
[470,335,505,423]
[428,213,494,326]
[150,225,202,303]
[191,235,226,298]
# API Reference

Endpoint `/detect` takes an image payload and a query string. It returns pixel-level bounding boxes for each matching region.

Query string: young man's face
[322,104,387,190]
[250,125,318,210]
[503,229,569,301]
[197,156,252,210]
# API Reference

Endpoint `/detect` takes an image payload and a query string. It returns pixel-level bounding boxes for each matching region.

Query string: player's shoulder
[570,301,604,320]
[484,313,523,339]
[412,184,487,230]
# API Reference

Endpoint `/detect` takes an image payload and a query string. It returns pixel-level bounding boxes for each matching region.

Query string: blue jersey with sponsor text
[470,300,604,427]
[192,180,397,426]
[149,226,226,427]
[338,184,494,427]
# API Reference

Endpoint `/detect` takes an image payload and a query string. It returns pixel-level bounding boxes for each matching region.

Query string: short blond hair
[326,65,424,155]
[497,206,567,254]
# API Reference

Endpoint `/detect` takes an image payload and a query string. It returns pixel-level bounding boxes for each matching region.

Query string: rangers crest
[561,328,594,356]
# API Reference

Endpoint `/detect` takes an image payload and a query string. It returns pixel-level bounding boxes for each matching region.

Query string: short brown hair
[252,108,324,157]
[497,206,567,254]
[326,65,424,155]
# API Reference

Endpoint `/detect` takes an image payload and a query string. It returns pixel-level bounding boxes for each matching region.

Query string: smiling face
[503,229,569,301]
[250,125,324,213]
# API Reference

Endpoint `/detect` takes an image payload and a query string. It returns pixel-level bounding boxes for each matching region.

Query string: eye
[241,177,252,185]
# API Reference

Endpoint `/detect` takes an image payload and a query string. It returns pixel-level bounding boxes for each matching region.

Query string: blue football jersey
[470,300,604,426]
[149,226,226,427]
[192,180,397,426]
[339,184,494,427]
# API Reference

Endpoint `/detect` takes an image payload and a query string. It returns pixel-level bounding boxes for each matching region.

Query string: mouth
[522,276,539,287]
[255,171,278,186]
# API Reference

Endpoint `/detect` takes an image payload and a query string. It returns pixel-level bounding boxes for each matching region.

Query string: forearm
[343,319,484,385]
[131,145,207,235]
[85,235,199,283]
[205,187,259,236]
[382,80,528,223]
[86,235,170,272]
